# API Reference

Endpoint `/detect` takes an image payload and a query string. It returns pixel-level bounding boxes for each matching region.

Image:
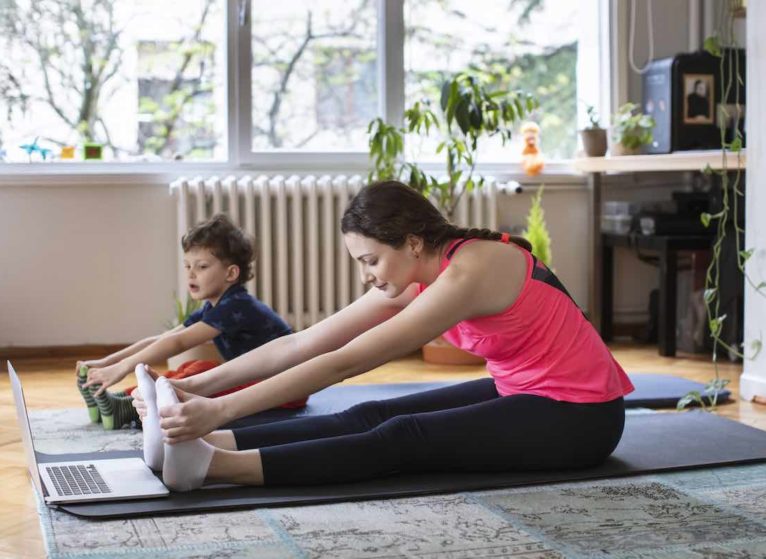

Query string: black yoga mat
[48,411,766,519]
[219,373,728,430]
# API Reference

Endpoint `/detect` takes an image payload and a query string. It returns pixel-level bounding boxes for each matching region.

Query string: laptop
[7,360,169,504]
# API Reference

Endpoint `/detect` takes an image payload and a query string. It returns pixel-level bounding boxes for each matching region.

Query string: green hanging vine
[678,0,764,411]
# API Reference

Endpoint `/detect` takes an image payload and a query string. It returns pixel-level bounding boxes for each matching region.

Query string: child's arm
[75,325,185,375]
[175,283,417,398]
[84,322,220,395]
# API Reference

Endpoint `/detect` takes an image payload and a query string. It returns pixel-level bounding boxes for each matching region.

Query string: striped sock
[76,366,100,423]
[94,390,140,430]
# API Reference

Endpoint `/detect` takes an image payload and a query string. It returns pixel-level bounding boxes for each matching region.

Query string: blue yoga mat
[222,372,730,430]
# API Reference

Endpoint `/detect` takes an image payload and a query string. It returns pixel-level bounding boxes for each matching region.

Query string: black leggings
[231,378,625,486]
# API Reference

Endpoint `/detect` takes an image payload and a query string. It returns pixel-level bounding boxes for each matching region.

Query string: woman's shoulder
[441,239,529,313]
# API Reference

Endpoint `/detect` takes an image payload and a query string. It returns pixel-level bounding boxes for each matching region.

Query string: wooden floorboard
[1,344,764,558]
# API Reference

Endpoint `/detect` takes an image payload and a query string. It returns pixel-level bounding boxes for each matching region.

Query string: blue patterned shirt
[184,284,292,361]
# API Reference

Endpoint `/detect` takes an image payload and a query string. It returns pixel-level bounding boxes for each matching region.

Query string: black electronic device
[642,49,745,153]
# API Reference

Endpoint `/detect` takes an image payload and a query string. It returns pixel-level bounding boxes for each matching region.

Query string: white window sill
[0,160,585,186]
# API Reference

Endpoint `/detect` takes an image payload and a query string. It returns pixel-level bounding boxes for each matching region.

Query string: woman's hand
[131,365,160,419]
[158,387,223,444]
[83,363,129,396]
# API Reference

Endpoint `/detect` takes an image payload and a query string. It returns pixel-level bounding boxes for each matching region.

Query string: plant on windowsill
[166,294,219,371]
[609,102,655,156]
[579,105,608,157]
[367,72,538,221]
[678,3,763,411]
[367,72,538,365]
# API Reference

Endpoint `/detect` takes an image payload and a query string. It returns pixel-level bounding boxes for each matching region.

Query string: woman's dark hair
[181,214,255,284]
[340,181,532,252]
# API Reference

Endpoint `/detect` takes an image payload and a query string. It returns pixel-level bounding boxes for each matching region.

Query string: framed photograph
[683,73,714,124]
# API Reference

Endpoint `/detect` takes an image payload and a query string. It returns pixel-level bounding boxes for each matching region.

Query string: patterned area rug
[30,408,766,559]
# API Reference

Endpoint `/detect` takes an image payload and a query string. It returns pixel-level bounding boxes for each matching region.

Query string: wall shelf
[573,149,746,174]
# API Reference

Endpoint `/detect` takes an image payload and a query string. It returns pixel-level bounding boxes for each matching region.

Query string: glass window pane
[251,1,379,152]
[0,0,226,163]
[405,0,579,162]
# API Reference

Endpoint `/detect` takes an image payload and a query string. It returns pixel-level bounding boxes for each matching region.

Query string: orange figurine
[520,122,544,176]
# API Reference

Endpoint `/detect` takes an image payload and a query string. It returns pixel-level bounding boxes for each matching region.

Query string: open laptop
[7,360,169,504]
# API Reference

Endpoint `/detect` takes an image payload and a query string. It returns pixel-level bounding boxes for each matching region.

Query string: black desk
[600,232,712,357]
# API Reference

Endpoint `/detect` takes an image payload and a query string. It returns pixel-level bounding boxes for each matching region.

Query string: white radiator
[170,175,511,330]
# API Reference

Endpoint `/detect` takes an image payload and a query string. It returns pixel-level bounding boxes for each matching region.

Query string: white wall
[626,0,691,106]
[0,176,656,347]
[740,2,766,400]
[0,181,176,346]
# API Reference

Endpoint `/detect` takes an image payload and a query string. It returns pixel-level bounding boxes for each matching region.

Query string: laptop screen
[7,361,47,498]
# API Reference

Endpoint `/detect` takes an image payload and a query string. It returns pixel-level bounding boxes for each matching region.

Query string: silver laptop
[7,360,169,504]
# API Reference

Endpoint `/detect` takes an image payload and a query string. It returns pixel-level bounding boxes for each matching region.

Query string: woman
[135,181,634,491]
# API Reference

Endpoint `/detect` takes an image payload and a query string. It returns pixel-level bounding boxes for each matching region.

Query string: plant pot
[422,336,485,366]
[579,128,608,157]
[167,342,220,371]
[609,141,642,156]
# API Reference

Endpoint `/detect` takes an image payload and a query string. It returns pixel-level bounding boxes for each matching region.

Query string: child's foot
[76,366,100,423]
[93,388,139,430]
[156,377,214,491]
[135,364,163,471]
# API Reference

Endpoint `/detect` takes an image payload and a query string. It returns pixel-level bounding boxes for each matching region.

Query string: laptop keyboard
[45,464,112,496]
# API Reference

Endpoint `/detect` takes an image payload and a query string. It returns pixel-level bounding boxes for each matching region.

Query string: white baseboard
[739,371,766,401]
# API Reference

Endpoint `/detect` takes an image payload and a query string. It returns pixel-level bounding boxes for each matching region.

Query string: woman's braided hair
[340,181,532,252]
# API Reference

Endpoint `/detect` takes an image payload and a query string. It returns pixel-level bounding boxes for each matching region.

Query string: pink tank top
[418,238,634,403]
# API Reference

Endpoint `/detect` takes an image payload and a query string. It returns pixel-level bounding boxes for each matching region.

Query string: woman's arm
[178,283,417,397]
[161,245,523,442]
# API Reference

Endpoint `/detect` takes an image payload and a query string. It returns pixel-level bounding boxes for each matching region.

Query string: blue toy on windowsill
[19,137,53,162]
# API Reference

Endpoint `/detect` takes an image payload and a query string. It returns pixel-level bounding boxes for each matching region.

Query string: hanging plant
[678,1,764,411]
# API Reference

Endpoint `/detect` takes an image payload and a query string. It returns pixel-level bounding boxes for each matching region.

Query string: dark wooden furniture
[600,232,712,357]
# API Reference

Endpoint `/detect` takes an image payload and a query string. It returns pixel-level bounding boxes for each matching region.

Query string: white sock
[155,377,215,491]
[135,364,163,471]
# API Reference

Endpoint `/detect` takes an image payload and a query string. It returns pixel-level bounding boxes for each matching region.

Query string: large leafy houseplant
[367,72,538,220]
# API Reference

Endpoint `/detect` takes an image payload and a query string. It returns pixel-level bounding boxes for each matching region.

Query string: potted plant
[368,71,538,220]
[610,102,655,155]
[523,186,553,267]
[166,294,219,370]
[580,105,608,157]
[368,72,538,364]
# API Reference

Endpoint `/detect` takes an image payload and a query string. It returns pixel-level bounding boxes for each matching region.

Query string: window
[0,0,605,167]
[250,1,378,151]
[404,0,581,162]
[0,0,226,163]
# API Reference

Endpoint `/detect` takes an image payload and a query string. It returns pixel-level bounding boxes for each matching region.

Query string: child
[77,213,305,430]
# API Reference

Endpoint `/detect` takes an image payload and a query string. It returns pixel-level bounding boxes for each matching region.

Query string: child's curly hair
[182,214,255,284]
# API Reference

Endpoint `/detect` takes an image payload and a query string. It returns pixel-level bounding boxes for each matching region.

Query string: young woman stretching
[134,181,634,491]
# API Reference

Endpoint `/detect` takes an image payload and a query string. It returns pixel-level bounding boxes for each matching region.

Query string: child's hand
[159,388,220,444]
[84,363,128,396]
[75,359,108,377]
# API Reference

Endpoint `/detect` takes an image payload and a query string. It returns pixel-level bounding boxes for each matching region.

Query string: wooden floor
[1,344,765,558]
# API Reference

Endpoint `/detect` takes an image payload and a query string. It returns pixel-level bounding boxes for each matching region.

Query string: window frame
[0,0,607,179]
